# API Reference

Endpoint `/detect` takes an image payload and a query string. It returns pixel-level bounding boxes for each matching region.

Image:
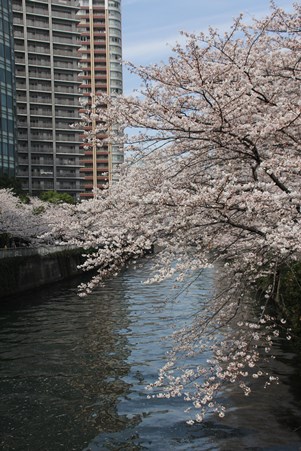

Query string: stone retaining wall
[0,249,84,299]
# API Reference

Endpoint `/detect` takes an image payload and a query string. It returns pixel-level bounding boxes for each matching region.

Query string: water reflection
[0,258,300,451]
[0,272,133,451]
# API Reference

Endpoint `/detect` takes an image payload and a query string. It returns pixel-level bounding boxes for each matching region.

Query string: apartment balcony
[17,158,29,166]
[79,82,107,90]
[52,24,78,34]
[80,165,108,172]
[26,21,50,29]
[77,13,105,20]
[29,89,52,96]
[14,46,26,53]
[27,35,50,43]
[52,0,79,9]
[13,31,25,39]
[53,49,80,59]
[56,137,81,143]
[17,171,29,178]
[27,47,50,56]
[31,182,54,191]
[29,71,51,82]
[27,62,51,69]
[79,79,107,87]
[32,159,54,165]
[78,69,107,76]
[30,148,55,154]
[52,14,79,23]
[55,100,80,107]
[17,148,30,155]
[56,149,83,156]
[82,178,108,187]
[52,37,80,47]
[12,4,23,12]
[80,57,107,64]
[56,162,82,168]
[55,126,79,132]
[55,116,79,123]
[78,47,106,54]
[82,150,109,157]
[53,65,81,73]
[53,86,79,95]
[82,182,107,191]
[54,73,80,82]
[31,137,53,142]
[56,171,79,179]
[30,124,53,130]
[32,170,54,178]
[81,159,108,165]
[27,98,52,105]
[30,109,53,117]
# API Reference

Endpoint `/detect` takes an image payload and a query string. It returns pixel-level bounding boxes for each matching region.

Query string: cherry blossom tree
[0,188,73,245]
[52,4,301,421]
[0,189,37,242]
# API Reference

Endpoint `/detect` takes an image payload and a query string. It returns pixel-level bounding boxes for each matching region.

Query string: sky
[121,0,295,94]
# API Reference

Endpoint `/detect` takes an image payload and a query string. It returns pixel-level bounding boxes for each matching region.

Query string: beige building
[78,0,123,198]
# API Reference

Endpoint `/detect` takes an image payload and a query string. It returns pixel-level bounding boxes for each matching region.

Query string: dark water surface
[0,259,300,451]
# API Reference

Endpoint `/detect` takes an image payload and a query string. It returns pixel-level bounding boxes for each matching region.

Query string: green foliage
[0,175,23,196]
[39,190,75,204]
[0,233,10,248]
[277,263,301,335]
[0,175,30,203]
[32,205,46,215]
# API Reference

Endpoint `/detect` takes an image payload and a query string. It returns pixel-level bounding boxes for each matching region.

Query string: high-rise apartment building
[12,0,83,198]
[11,0,123,199]
[78,0,123,198]
[0,0,17,177]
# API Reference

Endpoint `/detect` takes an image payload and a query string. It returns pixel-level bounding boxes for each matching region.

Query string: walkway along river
[0,257,301,450]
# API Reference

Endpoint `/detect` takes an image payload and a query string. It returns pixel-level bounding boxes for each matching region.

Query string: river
[0,257,300,450]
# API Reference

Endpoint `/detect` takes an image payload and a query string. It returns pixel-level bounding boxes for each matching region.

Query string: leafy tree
[0,175,23,196]
[46,5,301,422]
[39,190,75,205]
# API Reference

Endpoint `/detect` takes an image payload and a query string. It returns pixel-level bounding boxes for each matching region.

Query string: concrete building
[78,0,123,198]
[12,0,83,198]
[11,0,123,199]
[0,0,17,177]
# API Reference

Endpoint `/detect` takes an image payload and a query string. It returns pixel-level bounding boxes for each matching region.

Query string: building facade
[12,0,83,198]
[78,0,123,198]
[0,0,17,177]
[11,0,123,199]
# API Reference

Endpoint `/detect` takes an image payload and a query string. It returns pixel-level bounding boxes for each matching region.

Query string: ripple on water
[0,260,300,451]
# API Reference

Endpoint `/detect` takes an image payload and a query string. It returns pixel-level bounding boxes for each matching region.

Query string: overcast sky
[121,0,295,93]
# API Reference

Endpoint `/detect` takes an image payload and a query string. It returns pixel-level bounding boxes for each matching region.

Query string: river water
[0,258,300,451]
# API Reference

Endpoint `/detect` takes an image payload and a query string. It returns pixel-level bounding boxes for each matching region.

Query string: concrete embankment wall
[0,248,85,299]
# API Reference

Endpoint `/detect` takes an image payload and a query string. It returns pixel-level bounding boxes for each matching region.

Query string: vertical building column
[89,0,98,193]
[21,0,32,193]
[48,0,57,191]
[105,0,113,186]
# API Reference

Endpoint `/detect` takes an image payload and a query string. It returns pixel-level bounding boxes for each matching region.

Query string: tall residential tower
[12,0,83,198]
[12,0,123,198]
[78,0,123,198]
